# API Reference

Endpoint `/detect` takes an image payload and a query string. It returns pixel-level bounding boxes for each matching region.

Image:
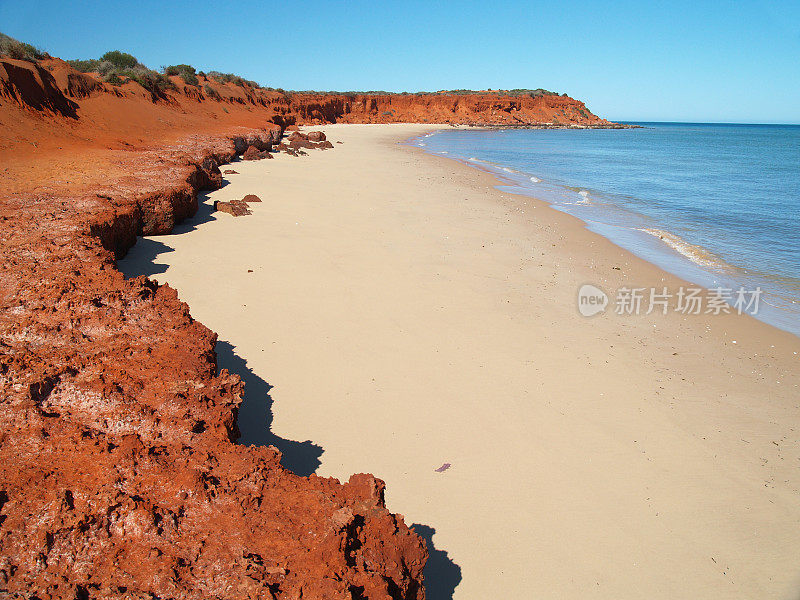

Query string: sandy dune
[120,124,800,600]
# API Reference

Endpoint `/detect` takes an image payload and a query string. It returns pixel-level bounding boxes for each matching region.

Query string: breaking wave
[639,228,728,270]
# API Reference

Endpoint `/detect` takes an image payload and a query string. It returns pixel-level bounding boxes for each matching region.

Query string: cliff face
[280,91,611,127]
[0,54,611,598]
[0,57,614,147]
[0,129,427,599]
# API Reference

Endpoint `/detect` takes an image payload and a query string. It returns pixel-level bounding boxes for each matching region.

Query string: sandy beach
[120,123,800,599]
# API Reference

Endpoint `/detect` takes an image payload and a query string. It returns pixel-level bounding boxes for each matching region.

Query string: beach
[120,123,800,599]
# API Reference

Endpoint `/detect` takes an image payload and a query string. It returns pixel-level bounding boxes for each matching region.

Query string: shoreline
[121,123,800,599]
[441,123,640,129]
[410,126,800,338]
[404,126,800,350]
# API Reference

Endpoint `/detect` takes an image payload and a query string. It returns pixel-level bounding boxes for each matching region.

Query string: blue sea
[411,123,800,336]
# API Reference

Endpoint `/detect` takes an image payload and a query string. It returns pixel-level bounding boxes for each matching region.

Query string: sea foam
[639,228,725,270]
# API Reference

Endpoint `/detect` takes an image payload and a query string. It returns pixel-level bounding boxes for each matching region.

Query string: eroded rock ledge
[0,48,625,598]
[0,128,427,598]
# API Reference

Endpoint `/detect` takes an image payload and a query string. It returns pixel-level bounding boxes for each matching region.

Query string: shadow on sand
[219,342,463,596]
[411,524,462,600]
[117,186,462,596]
[215,340,324,476]
[117,190,220,279]
[119,237,174,278]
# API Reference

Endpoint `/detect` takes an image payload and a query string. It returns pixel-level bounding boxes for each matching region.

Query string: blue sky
[2,0,798,123]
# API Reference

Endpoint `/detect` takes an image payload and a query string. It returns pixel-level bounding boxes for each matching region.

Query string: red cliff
[0,52,613,598]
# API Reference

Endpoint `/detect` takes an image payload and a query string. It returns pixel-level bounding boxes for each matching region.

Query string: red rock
[223,169,238,174]
[215,198,252,215]
[0,58,78,117]
[0,131,427,598]
[242,194,262,203]
[232,131,276,155]
[0,44,622,599]
[242,145,263,160]
[285,132,335,151]
[266,127,282,144]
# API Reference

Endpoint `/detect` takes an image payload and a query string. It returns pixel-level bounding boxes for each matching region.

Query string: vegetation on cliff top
[293,88,567,98]
[67,50,266,94]
[206,71,261,89]
[0,32,49,62]
[164,64,199,86]
[68,50,176,95]
[2,32,569,101]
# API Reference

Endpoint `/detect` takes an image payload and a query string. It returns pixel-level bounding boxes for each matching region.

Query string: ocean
[412,123,800,336]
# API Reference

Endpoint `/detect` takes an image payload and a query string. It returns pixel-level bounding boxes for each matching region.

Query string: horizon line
[616,119,800,126]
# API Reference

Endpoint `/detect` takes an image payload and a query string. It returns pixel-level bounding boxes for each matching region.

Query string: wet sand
[120,123,800,600]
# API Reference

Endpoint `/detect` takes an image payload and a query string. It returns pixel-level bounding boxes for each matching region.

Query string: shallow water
[414,123,800,336]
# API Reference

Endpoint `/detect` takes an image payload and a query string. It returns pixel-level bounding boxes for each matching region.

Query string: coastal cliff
[0,52,612,597]
[0,128,427,598]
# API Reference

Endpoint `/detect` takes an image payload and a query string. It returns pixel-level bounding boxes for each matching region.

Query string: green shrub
[203,84,220,99]
[105,73,124,86]
[67,58,101,72]
[164,64,199,86]
[67,49,175,95]
[100,50,139,70]
[129,70,176,94]
[0,32,48,62]
[285,89,562,98]
[207,71,260,89]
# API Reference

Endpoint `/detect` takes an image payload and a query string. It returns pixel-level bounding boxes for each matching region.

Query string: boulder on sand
[241,146,274,160]
[214,199,251,216]
[242,145,262,160]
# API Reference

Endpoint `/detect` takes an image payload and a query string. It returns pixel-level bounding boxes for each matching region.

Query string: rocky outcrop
[214,192,266,216]
[215,197,252,215]
[276,91,616,127]
[0,46,624,599]
[232,131,277,154]
[48,62,106,99]
[242,145,267,160]
[0,58,78,117]
[0,131,427,598]
[287,131,335,151]
[1,56,617,129]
